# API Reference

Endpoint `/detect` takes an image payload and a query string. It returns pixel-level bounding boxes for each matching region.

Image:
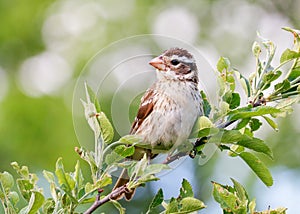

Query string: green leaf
[0,171,14,192]
[249,118,262,132]
[144,164,170,176]
[135,164,170,187]
[8,191,19,206]
[19,191,45,214]
[252,41,261,58]
[272,96,300,117]
[119,135,144,145]
[97,112,114,144]
[11,162,30,179]
[179,179,193,198]
[239,152,273,186]
[230,178,248,202]
[115,145,135,157]
[166,197,179,213]
[55,158,77,202]
[146,188,164,214]
[212,182,246,214]
[95,173,112,189]
[16,179,34,201]
[198,116,215,130]
[261,70,282,90]
[85,82,101,112]
[228,145,244,157]
[129,154,148,180]
[227,106,281,121]
[223,92,240,109]
[287,68,300,82]
[74,160,84,195]
[249,199,256,214]
[235,118,250,130]
[234,71,251,97]
[110,200,126,214]
[81,99,101,138]
[217,57,231,72]
[237,137,273,159]
[178,197,206,213]
[210,129,244,143]
[274,79,291,93]
[105,152,123,166]
[105,145,135,165]
[43,170,55,183]
[198,127,219,138]
[280,48,300,63]
[200,90,211,117]
[42,199,55,214]
[262,116,278,131]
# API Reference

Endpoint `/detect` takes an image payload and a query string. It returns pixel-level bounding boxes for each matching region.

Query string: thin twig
[162,151,190,164]
[84,186,127,214]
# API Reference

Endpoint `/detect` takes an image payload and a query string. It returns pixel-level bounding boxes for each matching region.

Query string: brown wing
[130,88,156,134]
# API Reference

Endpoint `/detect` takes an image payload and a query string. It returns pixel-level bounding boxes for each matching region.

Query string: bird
[113,47,203,200]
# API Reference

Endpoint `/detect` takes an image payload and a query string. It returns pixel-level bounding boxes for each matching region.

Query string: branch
[163,151,190,164]
[84,186,128,214]
[163,119,239,163]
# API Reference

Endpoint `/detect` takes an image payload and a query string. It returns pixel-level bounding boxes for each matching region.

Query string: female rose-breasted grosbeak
[113,48,203,200]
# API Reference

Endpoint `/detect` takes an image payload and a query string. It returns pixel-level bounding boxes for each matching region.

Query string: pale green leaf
[97,112,114,144]
[230,178,248,202]
[8,192,19,206]
[85,82,101,112]
[262,116,278,131]
[114,145,135,158]
[249,199,256,214]
[95,173,112,188]
[280,48,300,63]
[235,72,251,97]
[228,106,281,121]
[212,182,245,213]
[217,57,231,72]
[198,127,219,138]
[119,135,144,145]
[110,200,126,214]
[166,197,179,213]
[178,197,206,213]
[228,145,244,157]
[19,191,45,214]
[55,158,77,202]
[43,170,55,183]
[252,41,261,58]
[16,179,34,201]
[198,116,215,130]
[0,172,14,192]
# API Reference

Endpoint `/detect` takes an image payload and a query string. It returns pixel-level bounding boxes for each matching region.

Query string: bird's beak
[149,56,166,71]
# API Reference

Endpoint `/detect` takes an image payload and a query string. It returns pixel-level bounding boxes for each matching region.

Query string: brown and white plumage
[113,48,203,200]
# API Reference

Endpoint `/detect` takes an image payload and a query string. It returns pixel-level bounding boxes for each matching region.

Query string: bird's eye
[170,59,180,66]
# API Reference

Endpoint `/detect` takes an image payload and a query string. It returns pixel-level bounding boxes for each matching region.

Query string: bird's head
[149,48,198,84]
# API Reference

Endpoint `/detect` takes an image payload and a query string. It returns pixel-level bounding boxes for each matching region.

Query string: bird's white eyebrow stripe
[171,55,195,64]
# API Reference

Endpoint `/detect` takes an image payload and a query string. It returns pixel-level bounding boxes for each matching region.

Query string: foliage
[1,28,300,213]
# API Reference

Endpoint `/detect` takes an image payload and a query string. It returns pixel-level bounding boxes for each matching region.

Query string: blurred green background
[0,0,300,213]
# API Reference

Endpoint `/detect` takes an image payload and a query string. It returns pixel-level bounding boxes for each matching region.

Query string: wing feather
[130,88,156,134]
